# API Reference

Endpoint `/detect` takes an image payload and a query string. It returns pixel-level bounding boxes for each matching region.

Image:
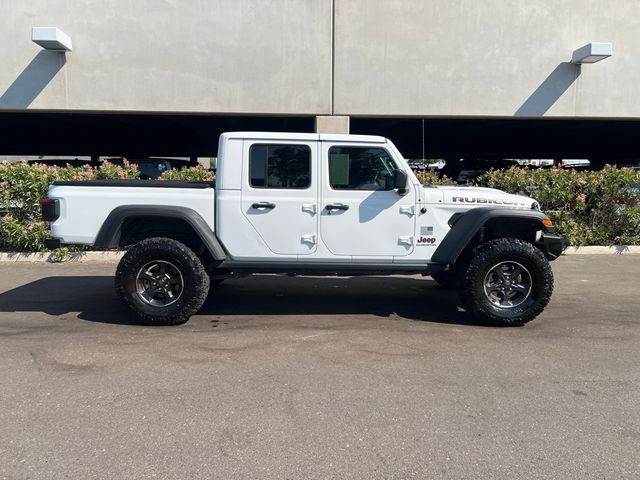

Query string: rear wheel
[458,238,553,326]
[115,237,210,325]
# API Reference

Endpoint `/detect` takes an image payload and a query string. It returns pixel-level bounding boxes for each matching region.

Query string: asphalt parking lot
[1,255,639,479]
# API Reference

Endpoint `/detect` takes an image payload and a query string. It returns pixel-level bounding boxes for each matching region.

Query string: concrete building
[1,0,639,163]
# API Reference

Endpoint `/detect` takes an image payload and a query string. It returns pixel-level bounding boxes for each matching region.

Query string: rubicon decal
[452,197,526,206]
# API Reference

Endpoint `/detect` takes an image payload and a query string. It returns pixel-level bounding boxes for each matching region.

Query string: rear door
[240,140,318,256]
[319,143,417,257]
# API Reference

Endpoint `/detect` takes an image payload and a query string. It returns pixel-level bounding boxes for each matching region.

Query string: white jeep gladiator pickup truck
[41,132,563,326]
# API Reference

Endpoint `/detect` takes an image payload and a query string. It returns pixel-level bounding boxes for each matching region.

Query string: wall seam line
[331,0,335,115]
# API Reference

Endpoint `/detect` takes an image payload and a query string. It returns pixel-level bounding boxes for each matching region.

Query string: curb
[0,251,124,263]
[562,246,640,255]
[1,246,640,263]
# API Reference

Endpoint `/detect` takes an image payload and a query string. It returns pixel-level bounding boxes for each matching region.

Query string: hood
[429,185,538,209]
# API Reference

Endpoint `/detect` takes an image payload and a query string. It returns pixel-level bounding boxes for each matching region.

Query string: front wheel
[458,238,554,326]
[115,237,210,325]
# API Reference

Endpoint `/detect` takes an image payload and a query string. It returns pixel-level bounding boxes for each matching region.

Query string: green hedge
[156,165,214,181]
[476,167,640,246]
[1,161,639,251]
[414,170,457,186]
[0,161,211,251]
[413,167,640,246]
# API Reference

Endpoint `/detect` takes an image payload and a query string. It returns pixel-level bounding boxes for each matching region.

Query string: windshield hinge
[301,234,317,245]
[302,204,317,215]
[399,205,415,216]
[398,235,414,246]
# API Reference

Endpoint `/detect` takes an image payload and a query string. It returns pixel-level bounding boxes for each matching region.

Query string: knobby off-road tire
[430,271,458,289]
[459,238,554,326]
[115,237,210,326]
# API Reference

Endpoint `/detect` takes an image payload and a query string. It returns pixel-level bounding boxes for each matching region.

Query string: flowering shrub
[414,170,457,186]
[0,160,139,250]
[477,166,640,246]
[159,165,215,181]
[0,161,60,223]
[0,216,51,251]
[0,160,139,221]
[92,161,139,180]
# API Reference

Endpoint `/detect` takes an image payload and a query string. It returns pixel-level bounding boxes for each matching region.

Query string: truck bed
[48,180,216,245]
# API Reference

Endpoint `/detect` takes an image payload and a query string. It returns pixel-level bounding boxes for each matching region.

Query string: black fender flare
[431,207,552,265]
[94,205,226,260]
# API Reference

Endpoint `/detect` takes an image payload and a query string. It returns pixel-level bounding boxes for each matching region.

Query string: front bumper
[540,232,565,260]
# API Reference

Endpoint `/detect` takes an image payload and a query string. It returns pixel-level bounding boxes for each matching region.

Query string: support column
[314,115,350,134]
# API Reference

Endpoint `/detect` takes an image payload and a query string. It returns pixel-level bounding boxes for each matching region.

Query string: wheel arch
[432,208,553,265]
[95,205,226,264]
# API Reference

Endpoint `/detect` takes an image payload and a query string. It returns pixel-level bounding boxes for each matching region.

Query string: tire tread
[459,238,554,326]
[115,237,209,326]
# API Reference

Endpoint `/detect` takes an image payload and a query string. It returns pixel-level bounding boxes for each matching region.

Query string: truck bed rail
[52,180,215,189]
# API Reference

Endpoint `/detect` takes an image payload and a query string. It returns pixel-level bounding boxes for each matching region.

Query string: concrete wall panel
[334,0,640,117]
[1,0,639,118]
[0,0,332,114]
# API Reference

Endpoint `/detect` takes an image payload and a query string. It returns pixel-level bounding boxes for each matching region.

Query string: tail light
[40,198,60,221]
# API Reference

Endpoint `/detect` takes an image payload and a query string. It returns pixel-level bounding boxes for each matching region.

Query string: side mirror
[394,169,409,195]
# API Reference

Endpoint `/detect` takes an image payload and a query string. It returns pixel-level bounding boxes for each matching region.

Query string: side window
[328,146,398,190]
[249,144,311,189]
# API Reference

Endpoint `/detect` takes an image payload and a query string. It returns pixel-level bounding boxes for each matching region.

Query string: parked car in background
[520,159,591,169]
[408,160,445,173]
[440,158,521,184]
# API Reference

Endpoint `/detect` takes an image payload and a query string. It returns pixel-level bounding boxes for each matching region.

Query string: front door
[241,140,318,256]
[319,143,416,257]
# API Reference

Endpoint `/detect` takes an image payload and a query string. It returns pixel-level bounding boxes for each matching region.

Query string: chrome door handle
[251,202,276,210]
[325,203,349,211]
